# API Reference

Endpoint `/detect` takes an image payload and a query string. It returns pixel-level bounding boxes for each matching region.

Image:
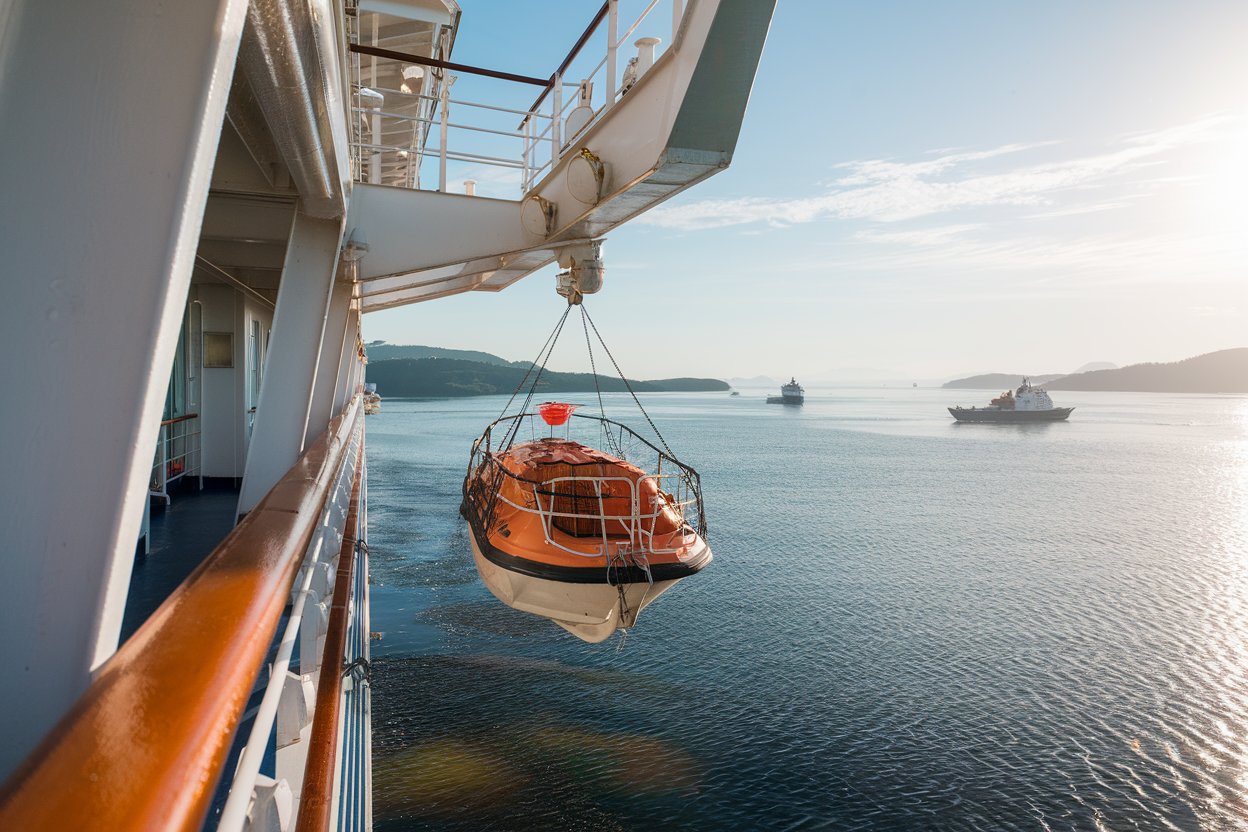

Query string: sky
[362,0,1248,383]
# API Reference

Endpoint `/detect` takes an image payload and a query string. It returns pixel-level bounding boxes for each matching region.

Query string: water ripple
[368,391,1248,830]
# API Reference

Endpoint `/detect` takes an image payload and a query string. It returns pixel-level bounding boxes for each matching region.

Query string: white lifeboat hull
[468,535,702,643]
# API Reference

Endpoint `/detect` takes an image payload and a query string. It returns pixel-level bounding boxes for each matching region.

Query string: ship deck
[121,479,240,644]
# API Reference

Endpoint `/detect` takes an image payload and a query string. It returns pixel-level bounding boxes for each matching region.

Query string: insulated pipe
[238,0,347,219]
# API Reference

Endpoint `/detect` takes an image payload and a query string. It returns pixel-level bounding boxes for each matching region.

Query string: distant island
[943,373,1065,391]
[943,348,1248,394]
[366,352,729,397]
[364,343,531,367]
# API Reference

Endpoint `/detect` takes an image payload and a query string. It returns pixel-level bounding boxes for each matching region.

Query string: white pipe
[551,74,562,162]
[439,77,453,192]
[606,0,618,103]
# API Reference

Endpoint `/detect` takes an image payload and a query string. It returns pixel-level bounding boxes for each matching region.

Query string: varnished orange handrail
[159,412,200,427]
[0,397,363,831]
[295,437,364,831]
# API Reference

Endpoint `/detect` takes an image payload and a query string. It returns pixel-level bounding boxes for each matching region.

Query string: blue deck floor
[120,479,240,644]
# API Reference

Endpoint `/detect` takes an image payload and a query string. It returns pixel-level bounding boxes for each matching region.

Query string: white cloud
[1024,201,1129,219]
[809,228,1245,286]
[640,114,1234,231]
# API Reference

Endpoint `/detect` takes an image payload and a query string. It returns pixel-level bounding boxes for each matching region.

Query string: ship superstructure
[767,377,805,405]
[0,0,775,828]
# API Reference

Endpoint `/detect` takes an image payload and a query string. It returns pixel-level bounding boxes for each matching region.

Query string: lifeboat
[461,405,711,642]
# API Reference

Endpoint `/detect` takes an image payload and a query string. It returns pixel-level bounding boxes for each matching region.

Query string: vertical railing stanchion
[606,0,619,106]
[158,426,169,505]
[551,74,562,166]
[369,14,381,185]
[672,0,683,44]
[438,76,452,192]
[521,116,531,192]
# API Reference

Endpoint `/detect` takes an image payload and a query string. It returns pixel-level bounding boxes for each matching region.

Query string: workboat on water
[767,377,805,405]
[948,378,1074,423]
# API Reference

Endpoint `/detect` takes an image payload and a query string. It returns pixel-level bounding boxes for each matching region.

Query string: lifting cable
[495,302,677,465]
[495,305,573,450]
[579,305,677,462]
[580,306,624,459]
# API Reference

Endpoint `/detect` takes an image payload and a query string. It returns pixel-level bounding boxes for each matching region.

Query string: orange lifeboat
[461,408,711,642]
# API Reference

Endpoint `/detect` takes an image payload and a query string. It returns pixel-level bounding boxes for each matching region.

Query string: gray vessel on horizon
[767,377,805,405]
[949,378,1073,423]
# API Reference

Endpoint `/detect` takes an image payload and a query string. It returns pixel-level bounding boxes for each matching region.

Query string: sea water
[365,389,1248,830]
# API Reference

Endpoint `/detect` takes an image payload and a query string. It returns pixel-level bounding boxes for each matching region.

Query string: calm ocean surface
[365,389,1248,831]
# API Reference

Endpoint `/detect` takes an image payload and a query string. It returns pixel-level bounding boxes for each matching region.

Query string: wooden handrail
[349,44,549,87]
[0,398,363,831]
[159,412,200,427]
[295,438,364,831]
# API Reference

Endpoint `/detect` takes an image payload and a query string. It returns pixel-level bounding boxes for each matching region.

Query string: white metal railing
[472,411,703,562]
[149,413,201,505]
[215,416,363,832]
[502,470,696,558]
[348,0,684,196]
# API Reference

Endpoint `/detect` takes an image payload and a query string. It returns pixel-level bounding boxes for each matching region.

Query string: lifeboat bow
[461,410,711,642]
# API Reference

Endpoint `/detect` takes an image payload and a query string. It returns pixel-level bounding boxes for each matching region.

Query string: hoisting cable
[493,304,573,427]
[580,304,677,462]
[580,305,624,459]
[497,305,574,451]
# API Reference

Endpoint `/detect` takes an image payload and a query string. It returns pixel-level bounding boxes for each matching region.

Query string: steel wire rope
[472,305,570,530]
[493,303,573,429]
[503,307,575,451]
[579,304,676,461]
[579,305,624,458]
[481,306,576,530]
[580,304,706,539]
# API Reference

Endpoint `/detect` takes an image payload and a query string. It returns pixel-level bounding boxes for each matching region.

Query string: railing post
[158,426,169,506]
[551,73,562,164]
[438,76,452,193]
[606,0,619,104]
[521,117,531,192]
[369,14,381,185]
[673,0,684,43]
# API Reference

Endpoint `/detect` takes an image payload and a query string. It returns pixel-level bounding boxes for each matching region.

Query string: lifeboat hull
[468,534,700,642]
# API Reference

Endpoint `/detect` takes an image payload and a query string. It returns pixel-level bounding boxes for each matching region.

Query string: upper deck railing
[150,412,202,505]
[349,0,686,196]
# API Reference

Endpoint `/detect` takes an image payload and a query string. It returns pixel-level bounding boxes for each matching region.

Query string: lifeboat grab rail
[0,397,363,832]
[464,411,705,554]
[516,472,697,558]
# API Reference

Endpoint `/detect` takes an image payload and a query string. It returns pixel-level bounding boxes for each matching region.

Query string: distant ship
[949,378,1073,423]
[767,377,805,405]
